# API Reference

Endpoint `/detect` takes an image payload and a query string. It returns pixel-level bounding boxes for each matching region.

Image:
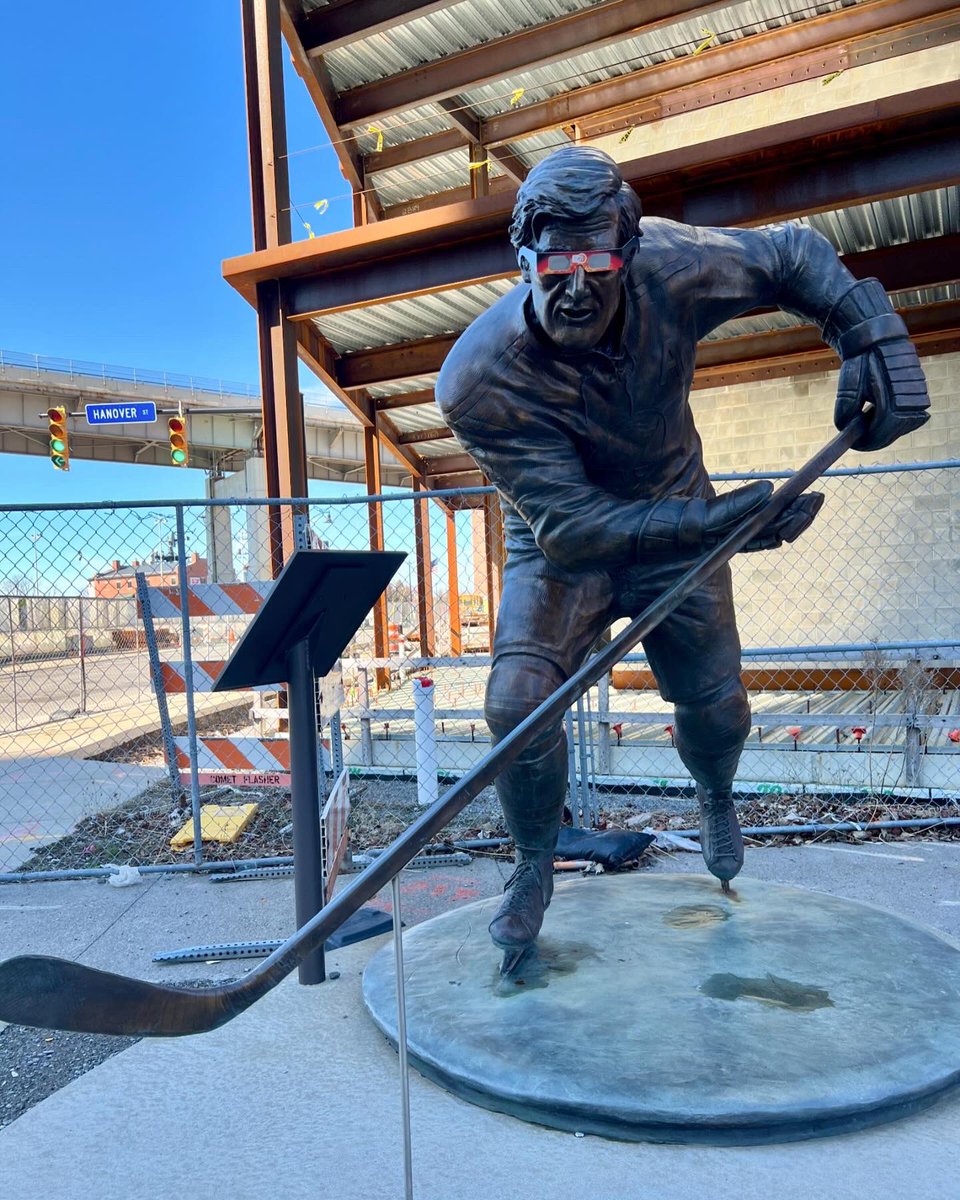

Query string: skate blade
[499,945,534,977]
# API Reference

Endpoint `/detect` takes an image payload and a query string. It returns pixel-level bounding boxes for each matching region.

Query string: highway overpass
[0,349,409,487]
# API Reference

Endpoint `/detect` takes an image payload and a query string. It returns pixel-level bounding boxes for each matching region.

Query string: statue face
[523,199,625,353]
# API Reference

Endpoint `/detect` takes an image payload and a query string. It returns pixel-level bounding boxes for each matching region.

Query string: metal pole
[576,697,592,829]
[135,572,184,808]
[287,637,326,984]
[7,597,18,731]
[565,710,579,827]
[360,667,374,766]
[174,508,204,868]
[77,596,87,714]
[391,874,414,1200]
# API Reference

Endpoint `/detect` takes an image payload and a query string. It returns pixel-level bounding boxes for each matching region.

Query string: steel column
[445,509,462,657]
[413,480,436,658]
[365,424,391,688]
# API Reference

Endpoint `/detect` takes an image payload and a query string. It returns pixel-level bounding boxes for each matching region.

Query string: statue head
[511,146,642,352]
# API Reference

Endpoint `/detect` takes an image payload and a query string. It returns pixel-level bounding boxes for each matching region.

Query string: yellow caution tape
[468,159,490,169]
[822,70,845,86]
[509,87,525,106]
[692,29,716,56]
[313,199,329,214]
[367,124,384,153]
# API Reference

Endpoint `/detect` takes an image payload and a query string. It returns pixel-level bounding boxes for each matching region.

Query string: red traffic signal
[168,416,188,466]
[47,406,70,471]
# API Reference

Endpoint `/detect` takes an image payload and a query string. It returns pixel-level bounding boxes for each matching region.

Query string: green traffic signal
[171,448,187,464]
[47,407,69,471]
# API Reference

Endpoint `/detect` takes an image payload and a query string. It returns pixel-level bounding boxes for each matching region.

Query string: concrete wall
[692,352,959,649]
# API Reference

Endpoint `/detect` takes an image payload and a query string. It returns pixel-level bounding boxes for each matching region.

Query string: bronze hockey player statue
[435,146,929,966]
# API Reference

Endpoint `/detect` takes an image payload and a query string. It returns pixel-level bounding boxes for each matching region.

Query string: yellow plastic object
[170,803,259,850]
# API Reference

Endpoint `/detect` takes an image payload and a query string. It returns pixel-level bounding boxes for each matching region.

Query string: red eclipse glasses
[519,236,638,277]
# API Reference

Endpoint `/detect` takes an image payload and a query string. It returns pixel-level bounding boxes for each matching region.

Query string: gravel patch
[0,979,233,1130]
[0,1024,138,1130]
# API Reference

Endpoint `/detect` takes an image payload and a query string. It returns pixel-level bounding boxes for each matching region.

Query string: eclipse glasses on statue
[517,235,640,277]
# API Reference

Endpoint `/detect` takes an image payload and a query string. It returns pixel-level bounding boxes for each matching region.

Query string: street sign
[85,401,158,425]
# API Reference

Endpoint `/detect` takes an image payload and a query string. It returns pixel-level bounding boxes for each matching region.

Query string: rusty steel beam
[295,322,425,481]
[364,129,465,176]
[362,3,960,192]
[426,472,486,494]
[393,84,960,227]
[482,0,959,147]
[224,86,960,318]
[300,0,459,55]
[374,391,438,411]
[422,452,476,476]
[437,99,528,186]
[336,0,729,126]
[369,1,956,173]
[337,333,461,389]
[279,2,382,221]
[397,425,454,444]
[335,292,960,392]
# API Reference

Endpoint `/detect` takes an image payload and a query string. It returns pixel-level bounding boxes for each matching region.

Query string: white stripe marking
[807,845,925,862]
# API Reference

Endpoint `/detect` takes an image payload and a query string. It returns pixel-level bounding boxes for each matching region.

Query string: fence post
[7,597,18,732]
[359,666,374,766]
[565,709,580,828]
[174,508,204,867]
[597,671,611,776]
[576,696,593,829]
[77,597,88,714]
[136,572,185,808]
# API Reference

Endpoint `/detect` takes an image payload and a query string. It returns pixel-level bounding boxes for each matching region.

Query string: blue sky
[0,2,358,508]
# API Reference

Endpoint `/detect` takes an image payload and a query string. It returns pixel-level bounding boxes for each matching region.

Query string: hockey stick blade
[0,414,867,1037]
[0,954,269,1036]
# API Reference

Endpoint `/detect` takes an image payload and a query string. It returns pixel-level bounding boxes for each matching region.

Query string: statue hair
[509,146,642,251]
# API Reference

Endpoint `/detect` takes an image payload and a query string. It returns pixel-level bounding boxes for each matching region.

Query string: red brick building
[92,552,208,598]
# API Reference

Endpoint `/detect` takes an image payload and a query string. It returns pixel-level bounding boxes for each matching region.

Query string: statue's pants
[485,549,751,855]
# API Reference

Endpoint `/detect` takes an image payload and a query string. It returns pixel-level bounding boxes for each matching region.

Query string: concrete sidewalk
[1,844,959,1199]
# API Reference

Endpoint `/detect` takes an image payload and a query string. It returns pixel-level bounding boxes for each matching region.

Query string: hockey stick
[0,413,867,1036]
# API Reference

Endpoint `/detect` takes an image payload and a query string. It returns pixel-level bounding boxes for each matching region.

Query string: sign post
[214,549,405,984]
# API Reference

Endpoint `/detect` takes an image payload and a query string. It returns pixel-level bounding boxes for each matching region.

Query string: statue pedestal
[363,873,960,1144]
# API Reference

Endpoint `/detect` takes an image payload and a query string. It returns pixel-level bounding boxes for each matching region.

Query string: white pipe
[413,677,438,809]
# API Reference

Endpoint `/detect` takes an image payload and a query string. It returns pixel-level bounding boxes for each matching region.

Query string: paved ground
[0,650,153,732]
[0,756,167,871]
[0,842,958,1198]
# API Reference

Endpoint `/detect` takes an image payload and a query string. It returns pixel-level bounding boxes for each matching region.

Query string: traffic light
[168,416,188,466]
[47,407,70,471]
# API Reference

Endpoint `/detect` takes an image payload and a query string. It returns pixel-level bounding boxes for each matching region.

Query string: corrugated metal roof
[372,147,506,207]
[324,0,591,92]
[326,0,852,104]
[463,0,854,120]
[314,279,519,352]
[325,0,853,208]
[801,187,960,253]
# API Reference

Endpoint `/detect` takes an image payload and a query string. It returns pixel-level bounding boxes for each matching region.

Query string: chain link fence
[1,460,958,879]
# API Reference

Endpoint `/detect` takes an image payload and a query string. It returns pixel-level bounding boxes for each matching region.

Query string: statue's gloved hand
[637,481,771,556]
[823,277,930,452]
[833,339,929,452]
[740,492,824,552]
